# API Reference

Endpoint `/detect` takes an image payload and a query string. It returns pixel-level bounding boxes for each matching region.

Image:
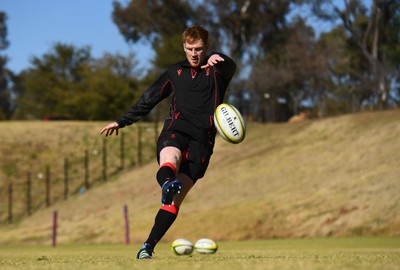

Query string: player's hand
[100,122,120,137]
[201,54,224,69]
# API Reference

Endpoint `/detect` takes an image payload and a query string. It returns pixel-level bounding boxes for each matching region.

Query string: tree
[77,52,139,121]
[31,43,91,83]
[312,28,350,116]
[112,0,309,67]
[13,44,139,120]
[13,44,92,119]
[0,12,12,120]
[282,18,318,115]
[111,1,400,120]
[244,17,319,121]
[112,0,196,68]
[201,0,306,61]
[309,0,400,110]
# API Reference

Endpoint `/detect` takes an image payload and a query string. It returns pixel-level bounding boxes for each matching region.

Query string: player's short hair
[182,25,209,46]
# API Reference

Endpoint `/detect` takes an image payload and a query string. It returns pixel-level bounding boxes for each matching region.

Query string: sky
[2,1,370,74]
[2,0,153,73]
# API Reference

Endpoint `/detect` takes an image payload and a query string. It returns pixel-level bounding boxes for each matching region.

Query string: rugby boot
[136,243,153,259]
[161,179,182,205]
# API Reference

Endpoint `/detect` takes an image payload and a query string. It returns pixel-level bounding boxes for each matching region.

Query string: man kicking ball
[100,25,236,259]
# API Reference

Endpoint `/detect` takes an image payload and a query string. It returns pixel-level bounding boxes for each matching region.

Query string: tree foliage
[246,0,400,119]
[13,43,139,120]
[112,0,307,66]
[2,1,399,121]
[245,17,319,121]
[0,12,9,50]
[112,0,196,68]
[309,0,400,109]
[111,0,308,121]
[201,0,305,61]
[0,11,12,120]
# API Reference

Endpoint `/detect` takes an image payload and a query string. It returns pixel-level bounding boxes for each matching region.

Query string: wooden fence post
[8,183,13,223]
[138,126,142,166]
[64,158,69,200]
[27,172,32,216]
[84,150,90,189]
[46,165,50,207]
[102,138,107,181]
[120,133,125,170]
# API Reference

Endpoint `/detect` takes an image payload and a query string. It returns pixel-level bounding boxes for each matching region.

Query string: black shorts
[157,130,213,182]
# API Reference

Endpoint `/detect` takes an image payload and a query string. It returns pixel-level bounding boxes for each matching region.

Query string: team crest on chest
[177,69,182,76]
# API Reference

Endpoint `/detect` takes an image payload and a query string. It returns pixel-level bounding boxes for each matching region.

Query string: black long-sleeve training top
[116,52,237,146]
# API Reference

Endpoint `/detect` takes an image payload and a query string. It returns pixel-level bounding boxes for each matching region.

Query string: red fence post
[52,210,58,247]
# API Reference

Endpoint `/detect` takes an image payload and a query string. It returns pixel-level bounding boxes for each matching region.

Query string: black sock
[145,205,179,249]
[156,162,176,187]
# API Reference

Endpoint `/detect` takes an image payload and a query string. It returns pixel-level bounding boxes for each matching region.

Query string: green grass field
[0,238,399,270]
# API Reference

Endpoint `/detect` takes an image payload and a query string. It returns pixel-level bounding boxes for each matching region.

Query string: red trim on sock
[160,162,177,175]
[161,204,179,215]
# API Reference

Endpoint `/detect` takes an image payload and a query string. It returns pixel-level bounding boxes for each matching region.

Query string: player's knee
[160,147,181,166]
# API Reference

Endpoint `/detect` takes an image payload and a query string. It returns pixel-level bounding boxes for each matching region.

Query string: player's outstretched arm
[100,122,120,137]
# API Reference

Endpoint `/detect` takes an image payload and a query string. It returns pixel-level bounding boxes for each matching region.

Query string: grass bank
[0,109,399,245]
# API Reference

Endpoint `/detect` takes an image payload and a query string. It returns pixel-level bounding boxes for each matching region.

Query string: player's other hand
[201,54,224,69]
[100,122,119,137]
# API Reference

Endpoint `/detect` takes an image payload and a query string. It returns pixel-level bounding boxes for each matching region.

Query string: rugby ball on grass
[171,238,194,255]
[194,238,218,254]
[214,103,245,144]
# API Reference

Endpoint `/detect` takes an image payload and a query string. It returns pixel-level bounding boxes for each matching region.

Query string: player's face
[183,39,207,68]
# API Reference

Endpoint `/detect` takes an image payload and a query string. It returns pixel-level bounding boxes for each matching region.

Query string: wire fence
[0,124,159,224]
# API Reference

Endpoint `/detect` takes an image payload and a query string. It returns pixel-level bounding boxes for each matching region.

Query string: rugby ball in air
[171,238,194,255]
[214,103,246,144]
[194,238,218,254]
